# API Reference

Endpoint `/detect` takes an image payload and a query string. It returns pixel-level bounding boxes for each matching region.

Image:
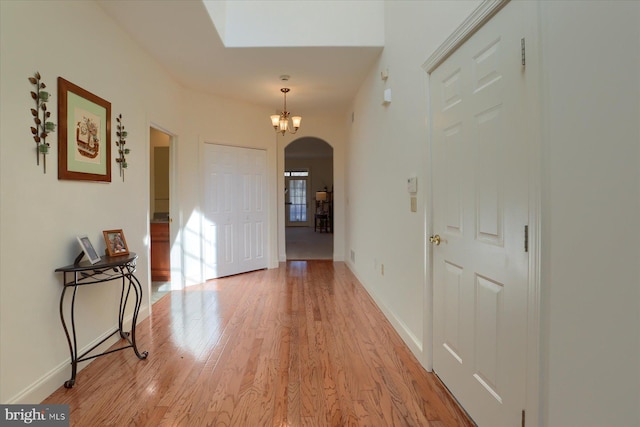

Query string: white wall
[0,1,182,403]
[348,2,639,425]
[539,2,640,426]
[345,0,481,364]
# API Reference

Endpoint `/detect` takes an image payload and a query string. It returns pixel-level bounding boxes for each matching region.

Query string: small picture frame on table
[103,229,129,257]
[76,235,101,265]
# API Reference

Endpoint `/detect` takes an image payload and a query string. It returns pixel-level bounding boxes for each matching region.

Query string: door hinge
[521,38,526,67]
[522,409,526,427]
[524,225,529,252]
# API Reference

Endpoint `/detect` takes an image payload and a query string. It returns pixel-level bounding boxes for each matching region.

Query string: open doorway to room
[285,137,333,260]
[149,127,172,304]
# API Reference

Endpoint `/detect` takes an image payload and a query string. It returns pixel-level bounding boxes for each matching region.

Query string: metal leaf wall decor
[29,72,56,173]
[115,114,130,181]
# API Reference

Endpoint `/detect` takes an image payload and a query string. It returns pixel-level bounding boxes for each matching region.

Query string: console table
[55,252,148,388]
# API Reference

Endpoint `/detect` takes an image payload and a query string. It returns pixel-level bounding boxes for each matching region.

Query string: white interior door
[203,144,267,279]
[430,3,529,426]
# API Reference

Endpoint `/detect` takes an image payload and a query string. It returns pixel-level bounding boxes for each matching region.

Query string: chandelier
[270,88,301,135]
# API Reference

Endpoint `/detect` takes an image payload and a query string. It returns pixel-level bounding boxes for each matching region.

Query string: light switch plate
[383,88,392,104]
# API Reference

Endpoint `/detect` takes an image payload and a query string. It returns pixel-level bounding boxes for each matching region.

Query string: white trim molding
[422,0,509,74]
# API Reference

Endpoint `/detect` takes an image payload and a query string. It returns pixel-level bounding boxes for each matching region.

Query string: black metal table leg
[123,264,148,360]
[60,277,80,389]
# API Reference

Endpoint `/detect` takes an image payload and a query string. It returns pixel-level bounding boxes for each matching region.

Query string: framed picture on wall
[58,77,111,182]
[102,229,129,257]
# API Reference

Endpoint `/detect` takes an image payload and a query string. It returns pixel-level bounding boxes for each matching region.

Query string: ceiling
[96,1,383,117]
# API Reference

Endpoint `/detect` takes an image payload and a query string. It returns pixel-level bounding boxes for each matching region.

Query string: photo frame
[58,77,111,182]
[103,229,129,257]
[76,235,101,265]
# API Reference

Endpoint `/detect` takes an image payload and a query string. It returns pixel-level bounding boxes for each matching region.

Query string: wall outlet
[381,264,384,276]
[350,249,356,263]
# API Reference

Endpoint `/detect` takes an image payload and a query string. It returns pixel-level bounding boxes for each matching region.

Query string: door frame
[148,122,182,307]
[422,0,541,425]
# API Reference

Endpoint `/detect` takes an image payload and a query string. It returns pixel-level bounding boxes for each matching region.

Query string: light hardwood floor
[44,261,473,426]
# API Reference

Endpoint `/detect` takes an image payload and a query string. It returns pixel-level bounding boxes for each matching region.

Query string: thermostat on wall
[407,176,417,193]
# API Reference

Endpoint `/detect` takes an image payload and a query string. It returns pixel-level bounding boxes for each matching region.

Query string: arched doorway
[284,137,333,260]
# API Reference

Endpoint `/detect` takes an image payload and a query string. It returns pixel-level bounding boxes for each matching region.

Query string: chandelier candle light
[270,88,301,135]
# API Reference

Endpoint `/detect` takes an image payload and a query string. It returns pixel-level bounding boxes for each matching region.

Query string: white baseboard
[344,261,424,360]
[7,306,150,404]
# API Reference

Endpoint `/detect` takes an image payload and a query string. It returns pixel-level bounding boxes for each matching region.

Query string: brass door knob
[429,235,441,245]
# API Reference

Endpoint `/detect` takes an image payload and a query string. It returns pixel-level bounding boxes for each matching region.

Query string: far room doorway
[149,127,172,304]
[285,137,333,260]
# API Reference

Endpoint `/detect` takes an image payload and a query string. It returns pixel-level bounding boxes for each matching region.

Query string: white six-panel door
[203,144,267,279]
[430,2,529,426]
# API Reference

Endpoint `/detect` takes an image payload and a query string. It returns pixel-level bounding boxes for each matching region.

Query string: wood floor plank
[43,261,473,426]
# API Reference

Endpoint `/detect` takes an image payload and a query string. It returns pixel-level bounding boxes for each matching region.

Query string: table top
[56,252,137,273]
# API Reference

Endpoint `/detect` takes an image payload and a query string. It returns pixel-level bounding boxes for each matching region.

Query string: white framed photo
[77,235,101,264]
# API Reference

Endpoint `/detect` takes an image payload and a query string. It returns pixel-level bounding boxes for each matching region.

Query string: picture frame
[103,229,129,257]
[76,235,101,265]
[58,77,111,182]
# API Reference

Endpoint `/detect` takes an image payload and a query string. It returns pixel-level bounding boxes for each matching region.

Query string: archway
[284,137,333,260]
